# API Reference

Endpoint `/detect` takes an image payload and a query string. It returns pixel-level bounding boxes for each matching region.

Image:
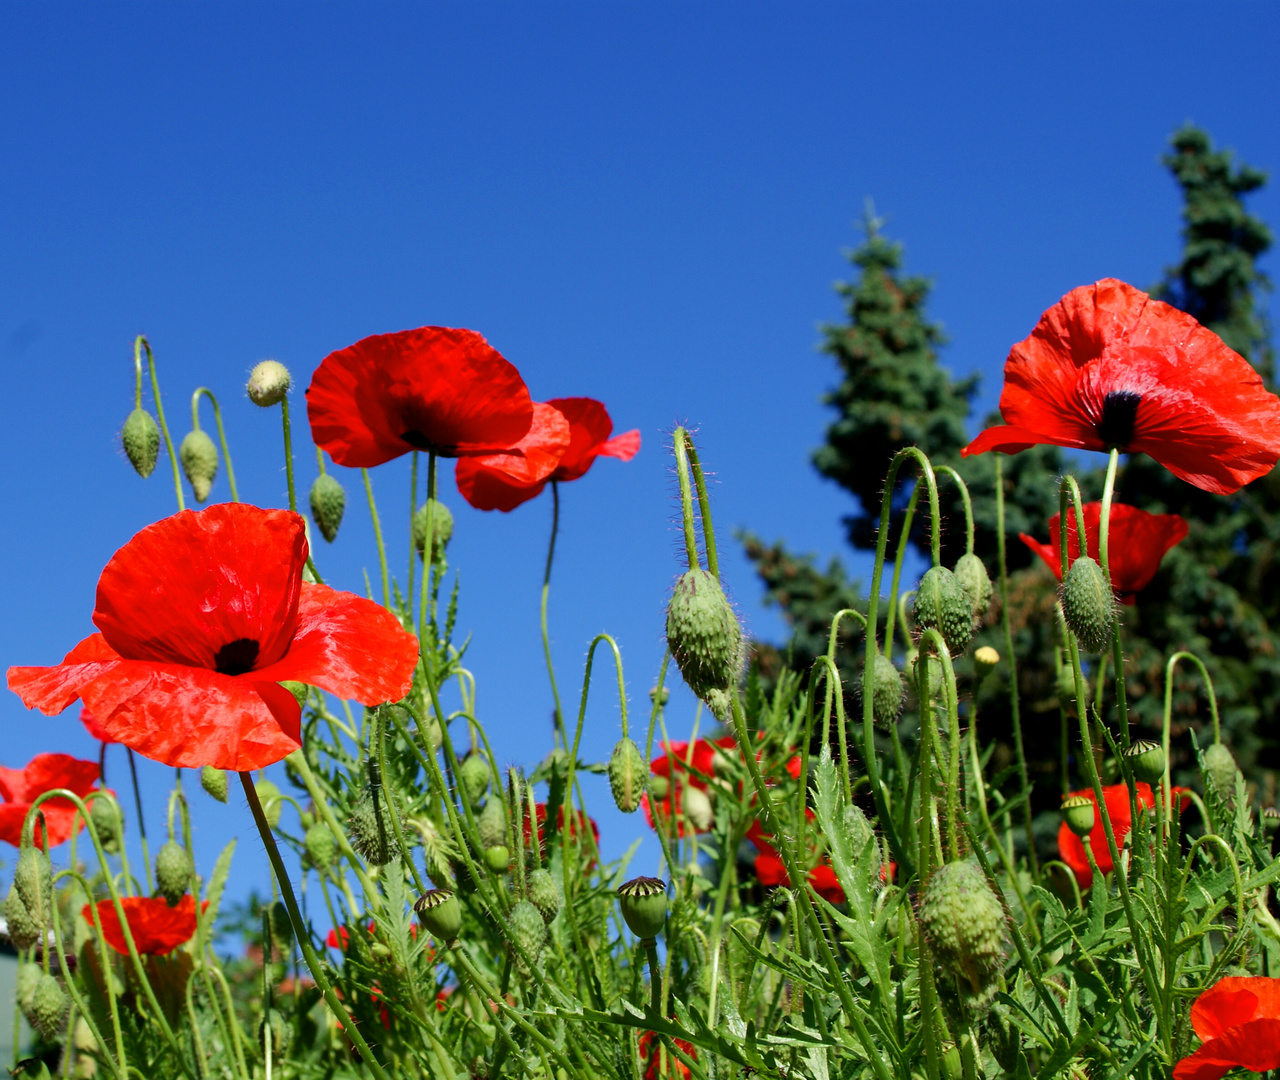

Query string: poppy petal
[1191,977,1280,1039]
[963,425,1090,458]
[0,803,82,848]
[252,583,420,705]
[1174,1019,1280,1080]
[85,895,200,956]
[455,403,571,511]
[598,429,641,463]
[8,635,123,716]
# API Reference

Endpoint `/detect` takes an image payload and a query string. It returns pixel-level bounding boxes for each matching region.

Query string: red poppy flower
[747,815,845,902]
[453,402,572,511]
[1019,502,1189,603]
[83,895,204,956]
[7,504,420,772]
[638,1030,697,1080]
[0,754,100,848]
[1175,977,1280,1080]
[1057,782,1154,889]
[963,279,1280,495]
[640,738,731,837]
[455,397,640,511]
[306,326,535,467]
[326,926,352,951]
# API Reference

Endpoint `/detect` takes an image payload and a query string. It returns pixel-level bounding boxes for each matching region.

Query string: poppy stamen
[215,638,260,676]
[1096,390,1142,448]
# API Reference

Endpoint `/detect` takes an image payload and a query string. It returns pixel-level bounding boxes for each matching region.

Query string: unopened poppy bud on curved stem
[124,335,184,511]
[190,388,239,502]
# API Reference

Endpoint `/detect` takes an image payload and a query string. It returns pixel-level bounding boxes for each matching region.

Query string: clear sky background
[2,3,1279,921]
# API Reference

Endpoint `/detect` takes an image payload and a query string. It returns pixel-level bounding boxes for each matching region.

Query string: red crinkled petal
[253,583,419,705]
[1192,978,1280,1039]
[546,397,614,482]
[85,895,200,956]
[1174,1018,1280,1080]
[808,864,845,904]
[15,754,100,802]
[74,661,301,771]
[0,802,83,848]
[454,403,570,511]
[81,707,115,744]
[1056,782,1155,888]
[92,505,305,670]
[306,327,535,467]
[8,634,123,716]
[963,424,1089,458]
[0,753,100,848]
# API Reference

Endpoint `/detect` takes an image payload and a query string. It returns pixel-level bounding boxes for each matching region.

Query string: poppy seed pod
[413,888,462,944]
[122,407,161,479]
[618,876,667,941]
[179,429,218,503]
[412,499,454,563]
[304,822,336,872]
[1126,740,1165,785]
[201,766,229,803]
[953,553,994,622]
[526,868,560,925]
[918,861,1004,1017]
[666,569,743,701]
[868,652,905,726]
[15,848,52,933]
[1204,743,1239,800]
[309,473,346,543]
[608,737,647,813]
[913,566,972,655]
[1061,556,1115,653]
[507,899,547,975]
[456,751,490,807]
[29,973,69,1042]
[476,796,507,850]
[1263,807,1280,836]
[155,841,192,907]
[1061,794,1095,838]
[5,886,41,950]
[246,360,291,407]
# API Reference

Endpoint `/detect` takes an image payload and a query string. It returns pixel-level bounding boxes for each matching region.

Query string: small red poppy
[454,402,572,511]
[84,895,204,956]
[640,738,732,837]
[306,326,535,467]
[638,1030,697,1080]
[963,279,1280,495]
[747,815,845,902]
[0,753,100,848]
[454,397,639,512]
[1019,502,1189,603]
[8,504,420,772]
[1175,977,1280,1080]
[1057,782,1155,889]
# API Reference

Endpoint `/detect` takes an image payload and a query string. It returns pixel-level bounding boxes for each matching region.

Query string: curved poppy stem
[135,335,184,512]
[882,484,921,660]
[934,465,974,555]
[362,468,391,609]
[1162,651,1220,825]
[192,388,239,502]
[126,748,153,893]
[541,480,566,743]
[238,772,392,1080]
[1056,476,1088,578]
[417,452,439,645]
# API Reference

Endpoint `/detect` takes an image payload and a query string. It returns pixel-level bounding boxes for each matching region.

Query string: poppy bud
[649,685,670,707]
[89,794,121,854]
[456,751,490,808]
[1061,795,1095,838]
[617,876,667,941]
[1056,665,1088,709]
[1125,740,1165,785]
[304,822,336,872]
[246,360,291,407]
[648,774,670,801]
[348,787,399,866]
[309,473,346,543]
[179,429,218,503]
[906,649,944,696]
[953,553,994,622]
[121,407,160,479]
[506,899,546,975]
[477,797,507,850]
[1204,743,1239,801]
[15,848,52,933]
[29,973,68,1042]
[155,840,192,906]
[5,885,41,950]
[526,868,560,925]
[867,652,905,726]
[15,964,38,1016]
[256,780,283,829]
[682,786,714,832]
[666,569,743,701]
[484,845,510,872]
[1263,807,1280,836]
[414,888,462,943]
[705,687,732,721]
[201,766,229,803]
[608,737,647,814]
[918,861,1004,1017]
[973,646,1000,681]
[913,566,972,655]
[1061,556,1115,654]
[267,900,293,948]
[412,499,454,562]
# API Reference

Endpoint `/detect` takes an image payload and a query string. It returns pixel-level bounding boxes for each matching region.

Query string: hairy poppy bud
[256,780,283,829]
[309,473,346,543]
[1263,807,1280,836]
[412,499,454,562]
[953,553,994,622]
[1126,740,1165,785]
[414,888,462,944]
[666,569,743,700]
[15,964,38,1016]
[484,845,510,872]
[682,786,713,832]
[608,737,647,814]
[618,876,667,941]
[973,646,1000,681]
[906,649,944,696]
[456,752,490,808]
[918,861,1004,1017]
[867,652,905,725]
[304,822,336,872]
[477,797,507,850]
[647,774,670,801]
[913,566,972,655]
[29,972,69,1042]
[89,795,121,854]
[179,429,218,503]
[526,868,560,925]
[246,360,291,407]
[649,685,670,707]
[201,766,229,803]
[1204,743,1239,801]
[122,407,160,479]
[15,848,52,933]
[507,899,546,975]
[1061,556,1115,653]
[348,786,399,867]
[1061,795,1095,838]
[155,841,192,906]
[1056,665,1088,709]
[5,885,40,950]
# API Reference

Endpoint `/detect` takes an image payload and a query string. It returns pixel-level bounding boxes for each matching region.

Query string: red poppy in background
[8,504,420,772]
[524,802,600,860]
[638,1030,697,1080]
[1175,977,1280,1080]
[0,754,100,848]
[640,738,733,836]
[1019,502,1189,603]
[454,402,572,511]
[306,326,535,468]
[79,707,115,745]
[1057,782,1154,889]
[455,397,640,512]
[84,895,203,956]
[963,279,1280,495]
[747,817,846,903]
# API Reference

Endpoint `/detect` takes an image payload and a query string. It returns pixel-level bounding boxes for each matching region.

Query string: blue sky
[2,3,1279,914]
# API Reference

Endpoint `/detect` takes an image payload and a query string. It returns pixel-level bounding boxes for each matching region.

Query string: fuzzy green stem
[192,388,239,502]
[935,465,974,554]
[136,335,184,511]
[672,429,700,571]
[1163,652,1221,823]
[541,481,566,742]
[683,433,719,579]
[882,485,921,659]
[406,450,418,622]
[362,468,391,609]
[279,395,323,583]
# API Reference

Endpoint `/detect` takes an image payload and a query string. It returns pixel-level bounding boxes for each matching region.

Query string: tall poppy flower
[453,402,572,511]
[1175,977,1280,1080]
[8,504,420,772]
[963,279,1280,495]
[1019,502,1189,603]
[455,397,640,512]
[83,895,202,956]
[306,327,535,468]
[0,753,100,848]
[1057,782,1155,889]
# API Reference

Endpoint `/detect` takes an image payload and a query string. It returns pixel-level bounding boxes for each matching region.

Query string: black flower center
[1096,390,1142,448]
[401,429,435,451]
[215,638,260,676]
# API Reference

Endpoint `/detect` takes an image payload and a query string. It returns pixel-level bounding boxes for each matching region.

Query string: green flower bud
[1204,742,1239,801]
[918,861,1004,1018]
[267,900,293,949]
[30,973,69,1042]
[413,888,462,944]
[201,766,229,803]
[1262,807,1280,836]
[1125,740,1165,785]
[155,840,192,906]
[1061,794,1095,839]
[608,737,647,814]
[973,646,1000,681]
[89,794,121,854]
[484,845,510,872]
[304,822,336,872]
[617,876,667,941]
[953,552,994,622]
[15,964,38,1015]
[647,774,670,801]
[1061,556,1115,653]
[5,885,41,950]
[179,429,218,503]
[412,499,454,562]
[1056,664,1088,709]
[246,360,291,407]
[456,751,490,808]
[506,900,546,975]
[666,569,743,700]
[256,780,283,829]
[347,786,399,866]
[309,473,346,543]
[121,408,160,479]
[649,685,670,707]
[526,868,560,925]
[912,566,973,655]
[15,848,52,933]
[477,796,507,850]
[867,652,905,725]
